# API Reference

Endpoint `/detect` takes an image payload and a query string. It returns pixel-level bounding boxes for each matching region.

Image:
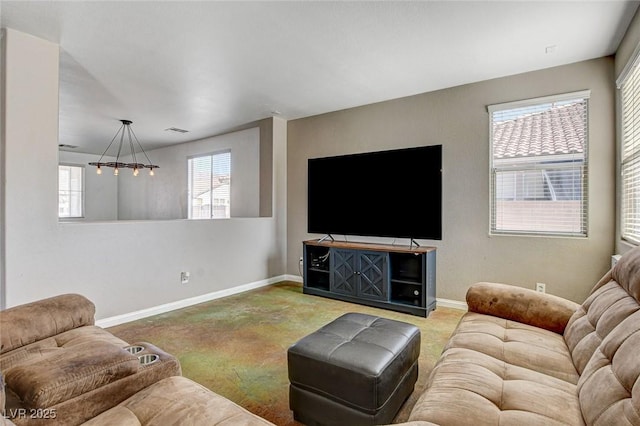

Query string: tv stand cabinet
[303,240,436,317]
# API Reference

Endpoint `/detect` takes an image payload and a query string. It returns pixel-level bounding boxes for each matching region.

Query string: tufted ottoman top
[287,312,420,413]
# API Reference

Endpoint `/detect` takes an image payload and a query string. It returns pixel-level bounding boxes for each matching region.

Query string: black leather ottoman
[287,313,421,425]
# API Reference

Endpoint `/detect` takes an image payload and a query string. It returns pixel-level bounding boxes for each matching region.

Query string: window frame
[58,163,85,219]
[187,150,231,220]
[618,47,640,246]
[488,90,590,237]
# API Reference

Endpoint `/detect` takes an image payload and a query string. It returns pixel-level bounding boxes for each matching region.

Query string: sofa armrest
[3,342,181,425]
[0,294,95,355]
[466,282,580,334]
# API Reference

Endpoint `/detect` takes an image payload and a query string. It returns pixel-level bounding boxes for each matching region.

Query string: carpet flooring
[108,281,465,425]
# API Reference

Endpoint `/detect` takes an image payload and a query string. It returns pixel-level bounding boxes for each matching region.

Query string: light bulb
[149,168,155,176]
[114,168,119,176]
[96,167,102,175]
[133,168,139,176]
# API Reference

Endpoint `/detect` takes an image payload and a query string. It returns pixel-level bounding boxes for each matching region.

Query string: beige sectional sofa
[0,294,182,425]
[406,247,640,425]
[4,246,640,425]
[0,293,273,426]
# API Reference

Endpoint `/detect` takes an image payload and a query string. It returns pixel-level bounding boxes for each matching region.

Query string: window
[58,165,84,218]
[188,151,231,219]
[620,54,640,244]
[489,91,589,236]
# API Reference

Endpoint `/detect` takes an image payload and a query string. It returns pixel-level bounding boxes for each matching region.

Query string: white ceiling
[1,1,638,154]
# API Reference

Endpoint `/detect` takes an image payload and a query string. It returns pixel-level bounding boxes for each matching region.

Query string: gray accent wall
[287,57,616,303]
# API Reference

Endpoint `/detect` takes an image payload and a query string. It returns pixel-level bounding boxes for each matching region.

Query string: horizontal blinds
[489,94,589,237]
[621,57,640,244]
[188,151,231,219]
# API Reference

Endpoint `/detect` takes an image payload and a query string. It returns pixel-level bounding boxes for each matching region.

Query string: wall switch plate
[181,271,190,284]
[535,282,546,293]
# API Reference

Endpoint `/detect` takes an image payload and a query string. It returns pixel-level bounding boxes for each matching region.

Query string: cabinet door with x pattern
[330,248,388,301]
[356,250,387,301]
[331,248,358,296]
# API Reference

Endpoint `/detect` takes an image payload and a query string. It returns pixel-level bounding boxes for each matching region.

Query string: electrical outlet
[535,282,546,293]
[181,271,190,284]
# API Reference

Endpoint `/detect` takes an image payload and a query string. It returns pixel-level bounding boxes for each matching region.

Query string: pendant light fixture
[89,119,159,176]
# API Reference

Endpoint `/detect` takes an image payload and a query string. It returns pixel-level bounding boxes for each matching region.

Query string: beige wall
[1,28,288,318]
[58,151,119,221]
[117,127,261,220]
[0,26,618,314]
[287,58,616,304]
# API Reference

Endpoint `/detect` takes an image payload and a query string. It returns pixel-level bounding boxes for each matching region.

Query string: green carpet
[108,281,464,425]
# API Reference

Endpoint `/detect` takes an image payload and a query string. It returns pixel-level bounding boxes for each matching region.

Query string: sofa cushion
[443,312,579,384]
[564,281,640,375]
[409,346,583,426]
[0,294,95,355]
[576,313,640,425]
[83,406,143,426]
[0,326,129,372]
[54,325,130,348]
[564,278,640,424]
[5,340,139,408]
[611,245,640,303]
[82,376,274,425]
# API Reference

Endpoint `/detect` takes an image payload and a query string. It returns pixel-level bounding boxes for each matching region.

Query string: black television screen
[307,145,442,240]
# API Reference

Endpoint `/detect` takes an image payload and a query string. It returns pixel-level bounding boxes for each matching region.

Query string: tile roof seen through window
[493,101,586,159]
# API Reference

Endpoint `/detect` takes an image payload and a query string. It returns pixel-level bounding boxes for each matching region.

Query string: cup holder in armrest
[124,345,145,355]
[138,354,160,366]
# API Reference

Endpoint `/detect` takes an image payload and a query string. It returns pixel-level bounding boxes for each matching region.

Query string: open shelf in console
[390,252,422,283]
[389,252,424,307]
[304,244,331,291]
[390,281,423,307]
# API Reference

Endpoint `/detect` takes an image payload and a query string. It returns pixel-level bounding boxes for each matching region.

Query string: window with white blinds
[488,91,590,237]
[58,164,84,218]
[188,151,231,219]
[620,55,640,244]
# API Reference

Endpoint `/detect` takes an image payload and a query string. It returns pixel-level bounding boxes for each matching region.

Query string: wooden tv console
[302,240,436,317]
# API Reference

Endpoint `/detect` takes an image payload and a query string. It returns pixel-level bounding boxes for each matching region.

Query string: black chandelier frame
[89,119,159,175]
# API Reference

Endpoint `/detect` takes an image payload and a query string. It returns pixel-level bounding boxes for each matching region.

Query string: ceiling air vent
[165,127,189,133]
[58,144,78,149]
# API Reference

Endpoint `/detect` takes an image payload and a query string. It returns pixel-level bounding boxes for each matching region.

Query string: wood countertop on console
[303,239,436,254]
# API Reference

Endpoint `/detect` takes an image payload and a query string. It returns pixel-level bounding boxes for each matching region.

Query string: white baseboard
[96,275,467,328]
[96,275,288,328]
[285,274,303,283]
[436,297,468,310]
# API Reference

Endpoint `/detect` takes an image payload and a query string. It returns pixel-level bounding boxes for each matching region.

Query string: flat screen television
[307,145,442,240]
